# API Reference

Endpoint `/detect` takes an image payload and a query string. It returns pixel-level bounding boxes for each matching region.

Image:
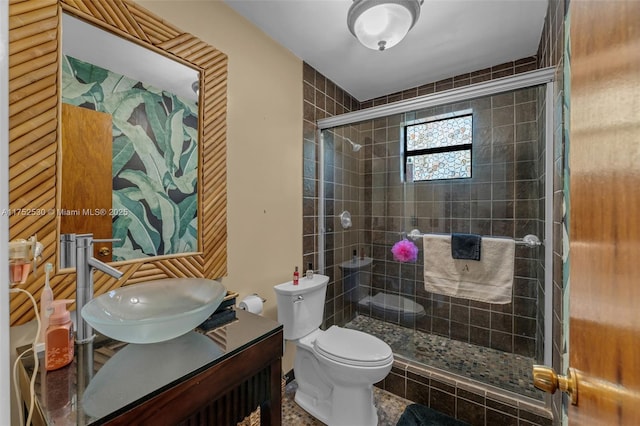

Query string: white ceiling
[224,0,549,101]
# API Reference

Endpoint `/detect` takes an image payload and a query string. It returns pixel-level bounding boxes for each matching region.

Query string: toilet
[274,274,393,426]
[359,292,426,326]
[339,256,373,302]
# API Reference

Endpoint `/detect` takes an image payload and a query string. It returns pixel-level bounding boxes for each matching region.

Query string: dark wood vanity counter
[18,309,283,425]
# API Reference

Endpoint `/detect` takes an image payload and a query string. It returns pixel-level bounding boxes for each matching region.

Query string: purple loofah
[391,239,419,263]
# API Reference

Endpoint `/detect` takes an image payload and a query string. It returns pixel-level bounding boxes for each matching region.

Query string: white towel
[423,234,515,304]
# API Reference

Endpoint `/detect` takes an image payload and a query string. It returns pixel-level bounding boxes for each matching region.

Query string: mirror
[8,0,228,325]
[60,13,200,263]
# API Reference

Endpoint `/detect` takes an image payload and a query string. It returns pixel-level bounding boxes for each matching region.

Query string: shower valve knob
[532,365,578,405]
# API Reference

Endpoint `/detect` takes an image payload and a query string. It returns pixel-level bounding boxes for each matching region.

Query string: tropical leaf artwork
[61,55,198,261]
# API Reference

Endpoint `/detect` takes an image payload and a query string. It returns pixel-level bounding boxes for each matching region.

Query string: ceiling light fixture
[347,0,423,51]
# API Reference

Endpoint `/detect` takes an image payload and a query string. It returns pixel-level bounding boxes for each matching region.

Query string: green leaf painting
[62,55,198,261]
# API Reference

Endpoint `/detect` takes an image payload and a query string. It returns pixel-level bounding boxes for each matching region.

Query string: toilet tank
[274,274,329,340]
[339,256,373,302]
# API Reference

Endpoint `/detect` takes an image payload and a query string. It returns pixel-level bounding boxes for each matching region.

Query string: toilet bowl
[359,292,426,325]
[274,275,393,426]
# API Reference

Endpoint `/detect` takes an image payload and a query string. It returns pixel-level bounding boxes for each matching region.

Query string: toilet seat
[314,326,393,367]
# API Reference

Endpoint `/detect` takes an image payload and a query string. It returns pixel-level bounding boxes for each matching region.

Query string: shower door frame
[317,67,556,366]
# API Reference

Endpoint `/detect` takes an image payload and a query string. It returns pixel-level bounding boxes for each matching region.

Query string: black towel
[451,233,481,261]
[396,404,470,426]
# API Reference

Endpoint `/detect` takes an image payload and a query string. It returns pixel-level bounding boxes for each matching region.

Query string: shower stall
[316,69,555,404]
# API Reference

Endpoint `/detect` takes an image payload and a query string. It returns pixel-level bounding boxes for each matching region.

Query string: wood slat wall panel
[89,0,116,28]
[8,18,58,44]
[9,158,56,201]
[8,37,57,68]
[127,1,180,39]
[8,62,57,94]
[61,0,90,15]
[100,1,136,36]
[9,74,55,104]
[9,0,54,16]
[9,0,227,325]
[116,5,149,41]
[187,47,219,66]
[9,5,58,30]
[129,14,178,40]
[9,133,56,168]
[10,84,56,123]
[8,49,57,83]
[9,104,55,142]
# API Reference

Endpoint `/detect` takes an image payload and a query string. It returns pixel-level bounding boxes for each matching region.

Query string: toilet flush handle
[294,295,304,304]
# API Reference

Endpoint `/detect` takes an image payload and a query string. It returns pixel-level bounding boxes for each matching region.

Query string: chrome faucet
[60,233,123,343]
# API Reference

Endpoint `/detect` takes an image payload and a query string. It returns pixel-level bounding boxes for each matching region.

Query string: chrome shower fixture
[344,137,362,152]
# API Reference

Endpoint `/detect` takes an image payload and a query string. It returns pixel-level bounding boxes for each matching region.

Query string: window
[404,111,473,182]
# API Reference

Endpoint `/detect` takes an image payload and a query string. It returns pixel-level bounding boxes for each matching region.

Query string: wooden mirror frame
[8,0,228,325]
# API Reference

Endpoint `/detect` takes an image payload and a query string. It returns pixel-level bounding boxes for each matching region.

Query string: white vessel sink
[81,278,226,344]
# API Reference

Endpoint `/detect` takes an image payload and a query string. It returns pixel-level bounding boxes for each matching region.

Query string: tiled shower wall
[304,57,545,332]
[320,127,368,325]
[352,86,544,359]
[302,64,361,326]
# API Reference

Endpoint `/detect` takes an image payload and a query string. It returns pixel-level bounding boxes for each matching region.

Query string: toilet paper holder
[245,293,265,303]
[238,293,266,314]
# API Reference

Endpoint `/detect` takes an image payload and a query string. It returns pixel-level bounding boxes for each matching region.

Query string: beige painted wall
[139,1,302,371]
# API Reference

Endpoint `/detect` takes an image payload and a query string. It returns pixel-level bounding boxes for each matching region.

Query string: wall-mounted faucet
[60,233,123,343]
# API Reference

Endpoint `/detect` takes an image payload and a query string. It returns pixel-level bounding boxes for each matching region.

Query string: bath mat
[396,404,470,426]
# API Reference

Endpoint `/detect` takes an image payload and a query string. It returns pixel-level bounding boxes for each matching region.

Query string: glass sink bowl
[81,278,226,344]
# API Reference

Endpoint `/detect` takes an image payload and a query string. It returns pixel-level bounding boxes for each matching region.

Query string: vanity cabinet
[18,309,283,425]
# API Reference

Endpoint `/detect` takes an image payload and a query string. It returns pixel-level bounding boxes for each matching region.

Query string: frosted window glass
[405,113,472,182]
[408,150,471,181]
[407,115,472,151]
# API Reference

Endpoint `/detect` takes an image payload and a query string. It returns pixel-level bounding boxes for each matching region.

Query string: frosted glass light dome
[348,0,422,51]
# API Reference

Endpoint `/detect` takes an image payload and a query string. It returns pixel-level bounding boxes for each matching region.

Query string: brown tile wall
[302,63,360,326]
[306,57,543,335]
[353,86,543,359]
[320,126,369,327]
[360,57,537,109]
[377,358,553,426]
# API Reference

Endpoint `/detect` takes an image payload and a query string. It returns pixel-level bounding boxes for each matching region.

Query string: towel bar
[406,230,542,248]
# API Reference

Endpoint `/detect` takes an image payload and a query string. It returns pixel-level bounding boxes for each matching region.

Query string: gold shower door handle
[532,365,578,405]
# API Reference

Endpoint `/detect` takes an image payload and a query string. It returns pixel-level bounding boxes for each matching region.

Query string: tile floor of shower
[345,314,543,401]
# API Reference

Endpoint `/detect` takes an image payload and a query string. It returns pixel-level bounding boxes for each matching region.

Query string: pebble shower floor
[345,315,543,400]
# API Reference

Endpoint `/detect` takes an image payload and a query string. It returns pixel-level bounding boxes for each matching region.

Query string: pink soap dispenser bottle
[45,299,75,371]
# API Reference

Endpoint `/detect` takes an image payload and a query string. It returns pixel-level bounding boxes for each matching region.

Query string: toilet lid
[314,326,393,367]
